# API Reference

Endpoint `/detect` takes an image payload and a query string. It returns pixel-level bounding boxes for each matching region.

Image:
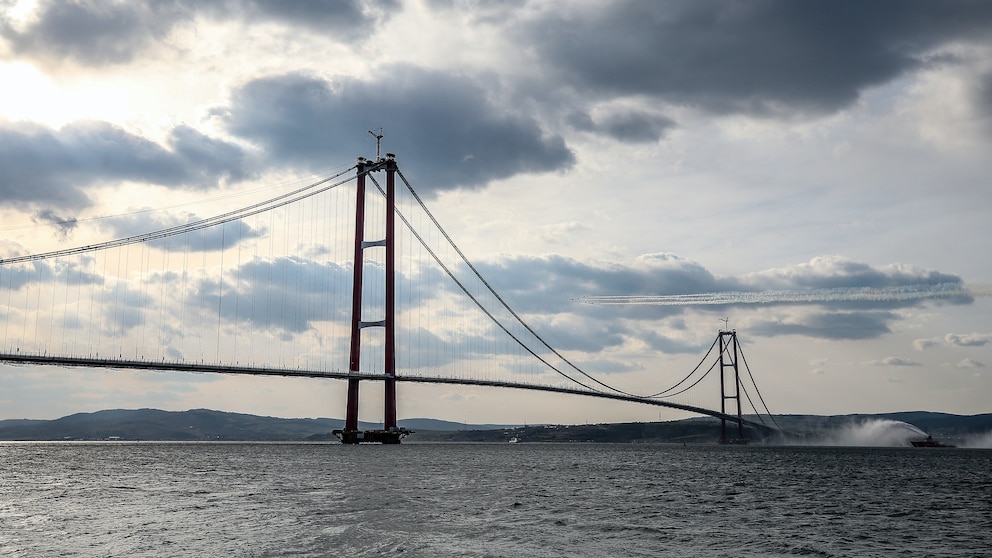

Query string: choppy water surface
[1,442,989,557]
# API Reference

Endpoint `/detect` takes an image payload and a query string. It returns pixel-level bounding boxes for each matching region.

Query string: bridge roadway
[0,353,776,433]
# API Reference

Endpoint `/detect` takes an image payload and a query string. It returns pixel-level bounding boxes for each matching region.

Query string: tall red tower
[718,329,747,444]
[333,152,411,444]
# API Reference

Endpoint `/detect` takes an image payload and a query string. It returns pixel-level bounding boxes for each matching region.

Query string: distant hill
[0,408,988,444]
[0,409,510,441]
[417,412,992,444]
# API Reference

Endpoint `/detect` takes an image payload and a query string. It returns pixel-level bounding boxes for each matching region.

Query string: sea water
[0,442,989,557]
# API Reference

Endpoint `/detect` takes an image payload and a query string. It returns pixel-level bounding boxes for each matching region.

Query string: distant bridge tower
[718,329,747,444]
[333,152,412,444]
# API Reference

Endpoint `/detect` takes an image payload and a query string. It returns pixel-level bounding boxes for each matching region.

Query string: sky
[0,0,991,425]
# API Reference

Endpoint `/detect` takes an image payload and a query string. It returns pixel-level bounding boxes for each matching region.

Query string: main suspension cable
[644,335,720,397]
[0,166,357,265]
[737,340,782,430]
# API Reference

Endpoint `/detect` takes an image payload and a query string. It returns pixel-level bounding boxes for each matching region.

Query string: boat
[911,435,956,448]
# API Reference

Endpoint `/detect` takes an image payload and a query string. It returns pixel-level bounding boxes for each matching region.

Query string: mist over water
[961,430,992,449]
[810,419,928,447]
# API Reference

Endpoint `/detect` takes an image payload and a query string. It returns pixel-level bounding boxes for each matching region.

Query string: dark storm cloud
[521,0,992,115]
[751,311,896,340]
[0,120,251,209]
[0,121,92,208]
[0,0,397,66]
[217,67,575,192]
[166,125,252,186]
[567,110,677,144]
[32,209,78,240]
[0,0,186,65]
[212,0,400,32]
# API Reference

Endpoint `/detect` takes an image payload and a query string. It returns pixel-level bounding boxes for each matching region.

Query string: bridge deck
[0,352,778,433]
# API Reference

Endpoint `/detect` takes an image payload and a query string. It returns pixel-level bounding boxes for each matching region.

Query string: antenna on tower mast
[369,127,384,161]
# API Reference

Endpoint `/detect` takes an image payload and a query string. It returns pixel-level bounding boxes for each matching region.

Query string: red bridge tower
[333,152,412,444]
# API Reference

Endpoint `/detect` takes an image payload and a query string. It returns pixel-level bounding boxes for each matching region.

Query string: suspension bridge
[0,151,780,443]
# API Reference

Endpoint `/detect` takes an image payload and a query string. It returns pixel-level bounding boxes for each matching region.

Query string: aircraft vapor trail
[577,283,991,306]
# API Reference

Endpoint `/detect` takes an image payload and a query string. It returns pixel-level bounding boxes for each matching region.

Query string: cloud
[209,0,400,33]
[577,255,972,340]
[187,256,353,335]
[0,0,399,66]
[216,67,575,192]
[739,256,964,292]
[438,391,476,402]
[567,109,677,144]
[94,280,155,336]
[476,253,972,343]
[0,0,187,66]
[98,211,266,253]
[519,0,992,115]
[944,332,992,348]
[808,357,828,374]
[637,328,709,355]
[444,251,972,352]
[978,72,992,128]
[473,252,724,316]
[751,311,896,340]
[867,356,921,367]
[582,257,971,311]
[32,209,78,240]
[165,125,253,186]
[0,120,252,210]
[955,358,984,369]
[914,331,992,350]
[0,260,54,290]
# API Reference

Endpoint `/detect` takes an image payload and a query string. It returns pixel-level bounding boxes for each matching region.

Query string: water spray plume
[577,283,991,306]
[783,419,930,447]
[822,419,927,447]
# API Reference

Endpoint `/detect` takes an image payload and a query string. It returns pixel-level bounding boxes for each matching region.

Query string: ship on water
[910,435,956,448]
